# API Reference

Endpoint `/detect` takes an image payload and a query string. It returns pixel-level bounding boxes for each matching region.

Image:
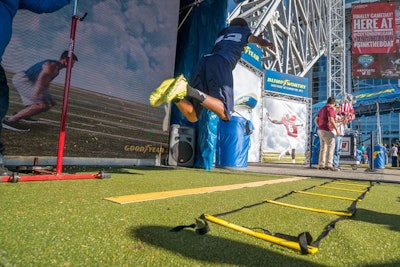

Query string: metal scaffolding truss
[327,0,346,97]
[230,0,328,77]
[230,0,346,162]
[230,0,346,96]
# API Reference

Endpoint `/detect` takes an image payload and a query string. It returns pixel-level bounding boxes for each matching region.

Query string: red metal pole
[55,15,78,175]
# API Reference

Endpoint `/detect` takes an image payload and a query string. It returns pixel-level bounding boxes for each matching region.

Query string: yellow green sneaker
[149,74,188,107]
[163,74,188,103]
[149,77,176,107]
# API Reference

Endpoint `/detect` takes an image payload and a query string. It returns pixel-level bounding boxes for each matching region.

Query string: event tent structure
[312,85,400,144]
[312,85,400,117]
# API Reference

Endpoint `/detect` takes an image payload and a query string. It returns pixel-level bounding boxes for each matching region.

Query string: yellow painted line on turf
[265,200,353,217]
[294,190,361,202]
[105,177,308,204]
[317,185,366,193]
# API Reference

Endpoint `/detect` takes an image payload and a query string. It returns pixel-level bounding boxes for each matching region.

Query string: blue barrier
[216,116,252,168]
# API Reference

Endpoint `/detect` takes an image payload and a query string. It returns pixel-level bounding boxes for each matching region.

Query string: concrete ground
[245,162,400,184]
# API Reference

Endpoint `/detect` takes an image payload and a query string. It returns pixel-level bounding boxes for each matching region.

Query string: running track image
[3,71,169,159]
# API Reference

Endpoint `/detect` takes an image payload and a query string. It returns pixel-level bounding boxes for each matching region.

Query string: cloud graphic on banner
[3,0,179,103]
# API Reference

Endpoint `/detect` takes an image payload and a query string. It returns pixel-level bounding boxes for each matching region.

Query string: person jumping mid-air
[149,17,273,123]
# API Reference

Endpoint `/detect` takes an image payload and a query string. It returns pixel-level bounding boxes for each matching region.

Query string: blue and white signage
[241,43,263,70]
[264,70,309,98]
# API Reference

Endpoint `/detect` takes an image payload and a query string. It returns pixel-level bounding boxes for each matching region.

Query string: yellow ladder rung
[265,200,353,217]
[331,182,370,188]
[204,214,319,254]
[317,185,366,193]
[294,190,361,202]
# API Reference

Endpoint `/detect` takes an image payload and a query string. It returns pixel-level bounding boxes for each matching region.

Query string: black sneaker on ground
[2,119,30,132]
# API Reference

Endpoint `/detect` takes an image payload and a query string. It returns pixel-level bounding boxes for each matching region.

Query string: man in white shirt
[332,105,348,169]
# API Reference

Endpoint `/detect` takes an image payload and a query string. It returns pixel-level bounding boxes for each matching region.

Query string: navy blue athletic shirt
[212,25,251,70]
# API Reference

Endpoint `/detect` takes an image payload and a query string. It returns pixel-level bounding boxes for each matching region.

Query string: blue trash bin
[216,116,253,168]
[368,145,386,169]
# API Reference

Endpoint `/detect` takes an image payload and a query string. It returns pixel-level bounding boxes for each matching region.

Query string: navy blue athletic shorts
[189,54,234,120]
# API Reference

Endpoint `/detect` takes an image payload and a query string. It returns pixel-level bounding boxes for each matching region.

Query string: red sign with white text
[352,3,396,54]
[351,2,400,78]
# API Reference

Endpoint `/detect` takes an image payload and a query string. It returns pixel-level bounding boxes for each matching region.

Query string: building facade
[311,0,400,146]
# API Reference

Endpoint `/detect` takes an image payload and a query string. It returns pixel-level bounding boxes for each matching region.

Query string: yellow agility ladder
[170,179,374,254]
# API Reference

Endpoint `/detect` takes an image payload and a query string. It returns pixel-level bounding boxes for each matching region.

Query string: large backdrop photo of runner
[2,1,179,165]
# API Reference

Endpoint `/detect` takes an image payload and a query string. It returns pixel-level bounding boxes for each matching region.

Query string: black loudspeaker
[168,124,195,167]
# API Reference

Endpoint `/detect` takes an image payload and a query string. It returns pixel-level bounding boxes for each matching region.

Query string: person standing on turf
[0,0,71,175]
[314,96,340,171]
[149,17,273,122]
[332,104,349,169]
[389,143,398,167]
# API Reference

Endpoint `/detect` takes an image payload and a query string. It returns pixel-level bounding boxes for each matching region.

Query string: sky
[3,0,179,104]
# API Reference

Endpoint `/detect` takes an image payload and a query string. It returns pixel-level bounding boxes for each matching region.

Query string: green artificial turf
[0,167,399,266]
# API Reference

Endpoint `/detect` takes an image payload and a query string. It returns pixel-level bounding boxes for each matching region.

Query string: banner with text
[264,70,308,98]
[351,2,400,78]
